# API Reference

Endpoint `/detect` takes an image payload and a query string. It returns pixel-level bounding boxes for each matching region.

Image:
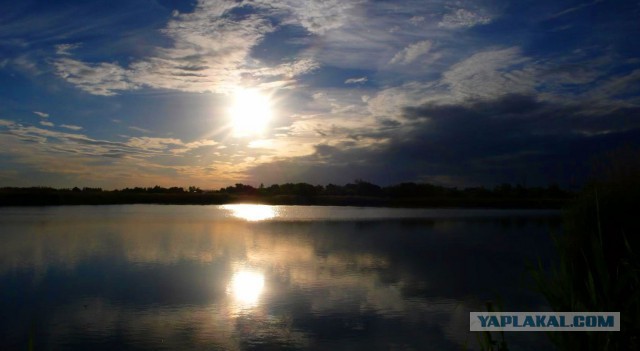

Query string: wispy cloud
[253,0,363,35]
[54,58,139,96]
[60,124,82,131]
[438,8,493,29]
[442,47,535,100]
[250,58,319,88]
[11,55,41,75]
[409,16,425,26]
[0,119,223,187]
[344,77,368,84]
[52,0,321,96]
[0,120,219,160]
[55,43,81,56]
[33,111,49,118]
[366,81,442,120]
[548,0,604,19]
[389,40,432,65]
[128,126,153,134]
[39,120,54,127]
[586,69,640,102]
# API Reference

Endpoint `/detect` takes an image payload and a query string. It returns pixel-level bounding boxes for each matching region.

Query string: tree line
[217,180,568,199]
[0,180,571,207]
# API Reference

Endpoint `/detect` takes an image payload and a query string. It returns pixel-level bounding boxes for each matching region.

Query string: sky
[1,0,639,189]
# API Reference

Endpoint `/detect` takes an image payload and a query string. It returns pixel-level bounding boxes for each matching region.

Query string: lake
[0,205,561,350]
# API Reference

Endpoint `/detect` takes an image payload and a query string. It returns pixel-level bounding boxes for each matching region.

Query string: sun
[228,88,272,137]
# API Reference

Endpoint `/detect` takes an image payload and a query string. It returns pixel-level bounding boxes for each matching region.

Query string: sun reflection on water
[221,204,276,221]
[228,270,265,308]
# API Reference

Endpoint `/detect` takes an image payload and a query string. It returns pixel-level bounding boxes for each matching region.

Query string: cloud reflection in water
[0,206,560,350]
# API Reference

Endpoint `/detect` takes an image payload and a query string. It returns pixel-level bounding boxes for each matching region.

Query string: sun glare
[228,89,272,137]
[228,270,265,306]
[221,204,276,221]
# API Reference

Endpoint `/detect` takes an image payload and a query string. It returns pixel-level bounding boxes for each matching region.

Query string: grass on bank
[529,149,640,350]
[476,148,640,351]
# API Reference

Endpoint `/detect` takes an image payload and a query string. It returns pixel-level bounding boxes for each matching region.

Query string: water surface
[0,205,561,350]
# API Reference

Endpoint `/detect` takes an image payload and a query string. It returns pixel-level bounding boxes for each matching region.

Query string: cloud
[366,81,441,119]
[409,16,425,26]
[389,40,432,65]
[302,2,439,71]
[586,69,640,102]
[45,0,491,95]
[5,0,639,189]
[548,0,604,19]
[0,121,160,158]
[438,8,493,29]
[0,119,223,187]
[128,126,153,134]
[60,124,83,131]
[54,58,139,96]
[253,0,363,35]
[39,120,54,127]
[125,137,182,151]
[52,0,321,95]
[247,93,640,187]
[11,55,41,75]
[442,47,536,100]
[55,43,81,56]
[344,77,368,84]
[249,58,320,87]
[171,139,218,154]
[33,111,49,118]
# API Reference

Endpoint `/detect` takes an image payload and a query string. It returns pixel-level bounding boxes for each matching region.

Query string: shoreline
[0,192,569,209]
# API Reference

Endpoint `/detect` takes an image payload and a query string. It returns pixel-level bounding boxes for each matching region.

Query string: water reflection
[229,269,265,307]
[0,206,560,350]
[221,204,277,221]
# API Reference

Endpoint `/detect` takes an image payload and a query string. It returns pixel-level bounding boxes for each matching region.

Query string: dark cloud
[379,119,402,128]
[249,94,640,187]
